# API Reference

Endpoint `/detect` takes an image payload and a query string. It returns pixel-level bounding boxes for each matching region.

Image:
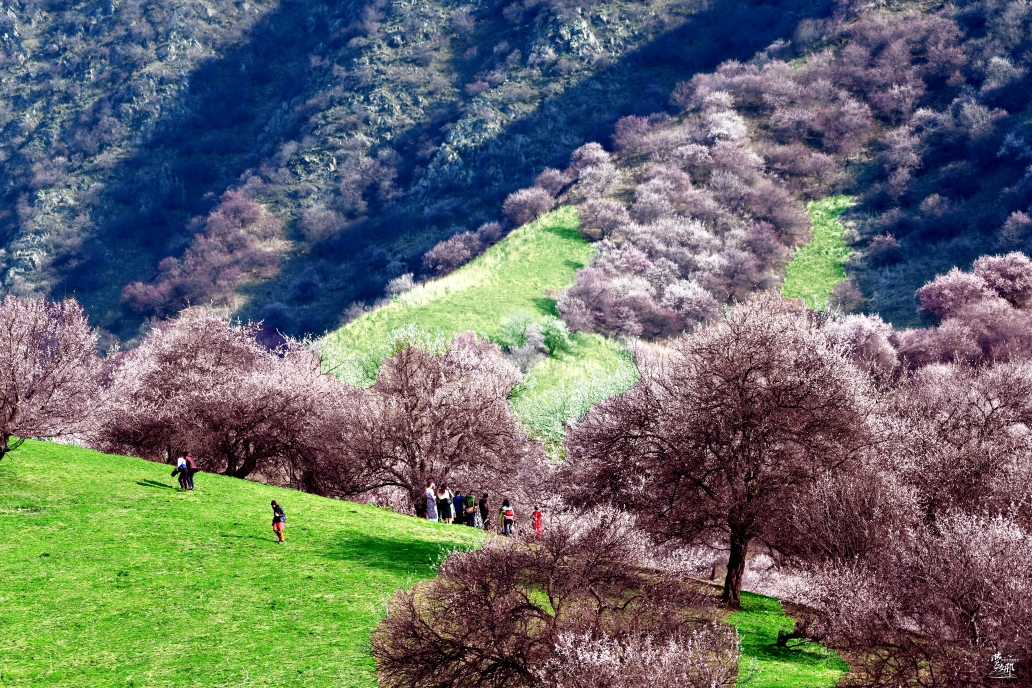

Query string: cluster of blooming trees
[121,191,286,318]
[5,269,1032,685]
[372,509,739,688]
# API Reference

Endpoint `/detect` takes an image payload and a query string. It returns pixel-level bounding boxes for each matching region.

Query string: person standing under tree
[271,500,286,543]
[499,499,515,537]
[425,481,437,521]
[452,489,466,526]
[532,506,542,538]
[464,490,477,527]
[478,494,489,532]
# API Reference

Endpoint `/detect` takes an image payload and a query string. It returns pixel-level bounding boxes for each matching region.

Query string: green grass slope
[0,441,481,688]
[731,592,848,688]
[781,196,855,310]
[323,207,594,384]
[322,208,640,456]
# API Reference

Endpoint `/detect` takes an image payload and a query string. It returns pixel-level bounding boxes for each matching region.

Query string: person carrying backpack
[499,499,515,537]
[464,491,477,527]
[271,500,286,543]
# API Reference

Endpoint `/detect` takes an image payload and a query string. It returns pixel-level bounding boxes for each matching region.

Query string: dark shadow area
[42,0,378,338]
[321,532,465,575]
[136,479,177,490]
[254,0,835,336]
[27,0,831,340]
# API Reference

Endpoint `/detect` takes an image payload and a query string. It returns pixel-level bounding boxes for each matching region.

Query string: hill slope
[0,0,835,343]
[0,441,481,687]
[322,207,639,456]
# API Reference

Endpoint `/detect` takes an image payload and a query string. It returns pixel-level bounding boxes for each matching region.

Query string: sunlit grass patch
[731,591,848,687]
[781,196,854,310]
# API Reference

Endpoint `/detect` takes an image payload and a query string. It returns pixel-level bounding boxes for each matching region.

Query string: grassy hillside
[732,592,848,687]
[322,208,640,456]
[781,197,854,310]
[0,441,481,687]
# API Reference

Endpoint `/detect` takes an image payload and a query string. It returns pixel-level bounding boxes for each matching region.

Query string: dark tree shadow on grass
[321,532,471,575]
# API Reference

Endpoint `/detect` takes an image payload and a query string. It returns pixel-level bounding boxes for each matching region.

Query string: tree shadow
[321,532,463,575]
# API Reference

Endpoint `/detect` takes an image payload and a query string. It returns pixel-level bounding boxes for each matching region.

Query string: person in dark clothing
[184,453,197,490]
[271,500,286,543]
[452,489,466,526]
[478,494,489,532]
[464,491,477,527]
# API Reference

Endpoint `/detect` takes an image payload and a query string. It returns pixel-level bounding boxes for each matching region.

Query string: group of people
[170,453,197,490]
[424,481,542,538]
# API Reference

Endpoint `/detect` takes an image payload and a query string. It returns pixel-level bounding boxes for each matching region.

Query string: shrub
[502,187,554,226]
[534,167,571,196]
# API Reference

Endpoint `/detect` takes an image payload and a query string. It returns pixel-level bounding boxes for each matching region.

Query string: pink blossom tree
[562,294,876,608]
[0,296,99,459]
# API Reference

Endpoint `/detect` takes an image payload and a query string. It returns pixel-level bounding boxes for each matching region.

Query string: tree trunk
[722,535,749,610]
[0,433,10,461]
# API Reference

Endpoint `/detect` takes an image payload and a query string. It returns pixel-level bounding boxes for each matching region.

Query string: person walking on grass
[479,493,489,532]
[532,506,543,538]
[184,453,197,490]
[499,498,515,537]
[425,480,437,521]
[453,489,466,526]
[271,500,286,543]
[171,453,188,490]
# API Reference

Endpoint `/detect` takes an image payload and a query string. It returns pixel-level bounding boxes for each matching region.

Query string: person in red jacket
[532,507,543,538]
[184,453,197,490]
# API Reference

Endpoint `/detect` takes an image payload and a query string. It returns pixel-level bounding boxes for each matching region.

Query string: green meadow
[0,441,481,687]
[321,207,639,456]
[782,196,854,309]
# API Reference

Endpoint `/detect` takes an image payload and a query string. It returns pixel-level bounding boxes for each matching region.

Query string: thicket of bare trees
[93,309,343,482]
[7,278,1032,685]
[0,296,99,458]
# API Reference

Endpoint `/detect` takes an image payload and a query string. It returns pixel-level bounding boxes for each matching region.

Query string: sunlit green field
[321,207,639,456]
[0,442,481,687]
[732,592,849,687]
[782,196,854,309]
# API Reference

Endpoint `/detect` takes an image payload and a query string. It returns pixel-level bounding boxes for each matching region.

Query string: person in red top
[532,506,542,538]
[184,453,197,490]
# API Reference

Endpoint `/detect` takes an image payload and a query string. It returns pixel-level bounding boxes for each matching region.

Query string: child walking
[271,500,286,543]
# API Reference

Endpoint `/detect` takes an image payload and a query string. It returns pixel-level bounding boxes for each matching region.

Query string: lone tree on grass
[562,293,875,608]
[325,332,547,512]
[0,296,99,459]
